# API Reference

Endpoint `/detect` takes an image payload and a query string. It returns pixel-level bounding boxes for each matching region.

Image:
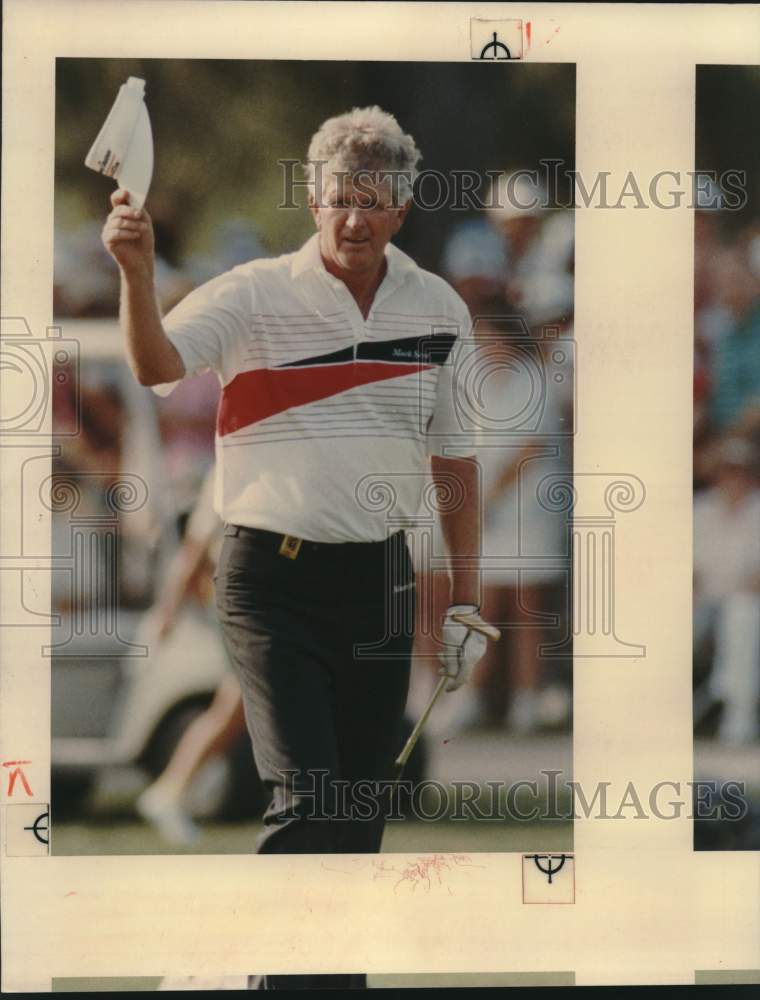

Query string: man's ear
[308,191,321,230]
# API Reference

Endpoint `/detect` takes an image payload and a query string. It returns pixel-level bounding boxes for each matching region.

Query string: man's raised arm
[101,188,185,387]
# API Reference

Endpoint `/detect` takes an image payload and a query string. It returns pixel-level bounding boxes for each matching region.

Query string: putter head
[84,76,154,209]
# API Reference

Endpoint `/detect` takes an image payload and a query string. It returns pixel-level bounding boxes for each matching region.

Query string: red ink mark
[64,892,77,898]
[372,854,485,893]
[525,21,532,50]
[2,761,33,797]
[545,25,561,46]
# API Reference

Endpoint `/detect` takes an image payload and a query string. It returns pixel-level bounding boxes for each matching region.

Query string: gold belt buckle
[279,534,303,559]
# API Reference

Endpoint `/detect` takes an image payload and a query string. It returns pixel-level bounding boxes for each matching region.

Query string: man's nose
[345,207,366,230]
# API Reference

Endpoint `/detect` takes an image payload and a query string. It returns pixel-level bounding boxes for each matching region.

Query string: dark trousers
[214,525,415,990]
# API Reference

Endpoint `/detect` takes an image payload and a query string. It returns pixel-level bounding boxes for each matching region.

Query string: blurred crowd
[56,171,760,751]
[51,216,262,611]
[693,200,760,745]
[414,174,574,738]
[53,211,266,514]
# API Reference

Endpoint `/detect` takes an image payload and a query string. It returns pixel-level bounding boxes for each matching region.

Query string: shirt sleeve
[151,269,250,397]
[425,300,477,458]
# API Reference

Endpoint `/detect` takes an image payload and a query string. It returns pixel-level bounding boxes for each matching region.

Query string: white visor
[84,76,154,210]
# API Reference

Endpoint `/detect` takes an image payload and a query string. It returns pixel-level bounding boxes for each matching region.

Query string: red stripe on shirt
[217,361,431,436]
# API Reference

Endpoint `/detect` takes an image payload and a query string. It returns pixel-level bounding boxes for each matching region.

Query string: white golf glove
[438,604,490,693]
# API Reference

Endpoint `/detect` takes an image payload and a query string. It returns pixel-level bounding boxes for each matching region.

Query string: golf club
[394,615,502,779]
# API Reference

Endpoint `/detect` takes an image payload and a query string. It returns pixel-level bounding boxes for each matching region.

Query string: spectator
[137,467,246,845]
[476,322,572,734]
[420,180,575,735]
[708,246,760,433]
[439,217,509,317]
[487,172,574,329]
[184,219,267,286]
[54,219,187,317]
[694,436,760,744]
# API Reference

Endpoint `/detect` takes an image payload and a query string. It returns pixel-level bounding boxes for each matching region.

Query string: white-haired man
[103,106,491,990]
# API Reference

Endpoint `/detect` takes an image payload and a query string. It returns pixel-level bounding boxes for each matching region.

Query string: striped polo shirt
[153,233,475,543]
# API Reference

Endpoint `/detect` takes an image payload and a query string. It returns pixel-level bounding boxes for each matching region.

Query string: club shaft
[394,676,448,775]
[393,617,500,779]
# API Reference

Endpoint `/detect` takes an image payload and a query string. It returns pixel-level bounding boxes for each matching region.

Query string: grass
[52,815,572,856]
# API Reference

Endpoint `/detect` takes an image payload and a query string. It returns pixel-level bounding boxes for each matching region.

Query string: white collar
[290,232,421,288]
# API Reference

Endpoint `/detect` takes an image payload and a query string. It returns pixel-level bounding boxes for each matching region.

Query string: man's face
[310,174,410,277]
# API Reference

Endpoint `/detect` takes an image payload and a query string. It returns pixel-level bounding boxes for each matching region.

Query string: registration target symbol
[479,32,511,60]
[470,19,524,61]
[531,853,566,884]
[5,802,51,856]
[24,809,50,846]
[522,852,575,904]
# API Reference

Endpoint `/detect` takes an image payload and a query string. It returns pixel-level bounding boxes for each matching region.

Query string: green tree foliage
[57,59,575,270]
[696,66,760,228]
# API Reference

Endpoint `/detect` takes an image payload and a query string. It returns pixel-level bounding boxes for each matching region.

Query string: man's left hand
[438,604,491,692]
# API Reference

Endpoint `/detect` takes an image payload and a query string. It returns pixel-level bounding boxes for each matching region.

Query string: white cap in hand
[84,76,153,209]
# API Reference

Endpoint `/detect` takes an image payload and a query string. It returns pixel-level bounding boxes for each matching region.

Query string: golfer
[103,106,491,990]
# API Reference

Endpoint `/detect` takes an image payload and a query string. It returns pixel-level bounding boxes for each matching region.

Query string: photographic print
[49,59,575,877]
